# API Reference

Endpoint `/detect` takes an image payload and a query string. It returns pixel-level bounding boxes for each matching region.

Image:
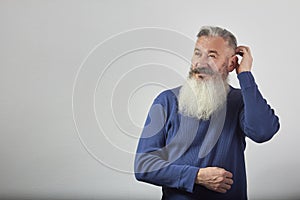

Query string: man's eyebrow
[194,48,219,55]
[208,50,219,55]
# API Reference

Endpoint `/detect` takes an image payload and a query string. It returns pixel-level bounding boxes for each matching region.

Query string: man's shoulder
[229,85,241,93]
[154,86,181,103]
[161,86,181,97]
[228,85,243,102]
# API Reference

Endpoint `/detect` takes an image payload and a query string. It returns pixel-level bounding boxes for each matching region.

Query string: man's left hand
[235,46,253,74]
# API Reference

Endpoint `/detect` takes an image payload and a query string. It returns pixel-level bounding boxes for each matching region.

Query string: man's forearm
[135,152,199,193]
[238,72,280,142]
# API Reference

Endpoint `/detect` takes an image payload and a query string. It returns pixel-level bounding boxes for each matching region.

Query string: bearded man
[134,26,280,200]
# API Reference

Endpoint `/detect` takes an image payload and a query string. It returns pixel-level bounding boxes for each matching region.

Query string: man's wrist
[195,168,204,185]
[237,71,256,89]
[237,69,251,74]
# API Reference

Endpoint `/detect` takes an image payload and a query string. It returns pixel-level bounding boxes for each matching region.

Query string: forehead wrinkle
[195,36,231,55]
[194,48,219,56]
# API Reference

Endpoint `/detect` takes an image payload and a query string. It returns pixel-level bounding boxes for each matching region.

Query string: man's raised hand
[235,46,253,74]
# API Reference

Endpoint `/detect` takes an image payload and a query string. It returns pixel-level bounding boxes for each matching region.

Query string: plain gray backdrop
[1,0,299,199]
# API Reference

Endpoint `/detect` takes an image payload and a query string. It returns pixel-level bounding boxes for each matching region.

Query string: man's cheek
[191,56,198,67]
[208,60,219,72]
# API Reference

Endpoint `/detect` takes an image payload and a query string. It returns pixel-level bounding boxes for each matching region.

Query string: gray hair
[197,26,237,50]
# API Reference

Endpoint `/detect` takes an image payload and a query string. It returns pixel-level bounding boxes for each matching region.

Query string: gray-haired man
[135,26,280,199]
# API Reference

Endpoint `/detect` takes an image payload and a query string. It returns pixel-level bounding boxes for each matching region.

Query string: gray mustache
[190,67,215,75]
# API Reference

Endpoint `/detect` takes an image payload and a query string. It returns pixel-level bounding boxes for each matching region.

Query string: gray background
[1,0,299,199]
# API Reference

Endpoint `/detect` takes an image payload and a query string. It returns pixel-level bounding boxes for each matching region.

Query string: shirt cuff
[178,165,199,193]
[237,71,256,89]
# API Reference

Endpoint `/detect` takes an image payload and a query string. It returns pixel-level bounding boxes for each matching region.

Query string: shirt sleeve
[237,71,280,143]
[134,90,199,193]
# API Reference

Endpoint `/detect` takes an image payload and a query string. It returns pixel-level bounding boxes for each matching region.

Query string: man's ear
[228,56,238,72]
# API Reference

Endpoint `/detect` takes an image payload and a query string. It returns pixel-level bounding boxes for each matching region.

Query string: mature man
[134,26,280,199]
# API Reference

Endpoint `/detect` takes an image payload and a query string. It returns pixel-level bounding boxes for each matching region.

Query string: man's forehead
[195,36,228,53]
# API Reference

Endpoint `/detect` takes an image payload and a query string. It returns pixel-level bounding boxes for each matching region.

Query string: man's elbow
[248,122,280,143]
[134,164,151,183]
[135,171,146,182]
[134,155,147,182]
[250,132,275,143]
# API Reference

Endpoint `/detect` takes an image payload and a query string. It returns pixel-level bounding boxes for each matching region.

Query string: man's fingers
[218,177,233,193]
[224,171,233,178]
[224,177,234,185]
[236,45,249,52]
[213,182,232,193]
[221,183,231,190]
[236,46,252,57]
[216,188,227,193]
[218,171,233,193]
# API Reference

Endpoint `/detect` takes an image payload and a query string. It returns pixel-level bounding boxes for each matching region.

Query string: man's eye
[194,52,200,56]
[208,54,216,58]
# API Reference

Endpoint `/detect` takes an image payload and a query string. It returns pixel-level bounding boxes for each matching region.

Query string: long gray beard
[178,76,229,120]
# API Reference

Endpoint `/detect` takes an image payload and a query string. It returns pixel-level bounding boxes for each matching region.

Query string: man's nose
[194,56,209,67]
